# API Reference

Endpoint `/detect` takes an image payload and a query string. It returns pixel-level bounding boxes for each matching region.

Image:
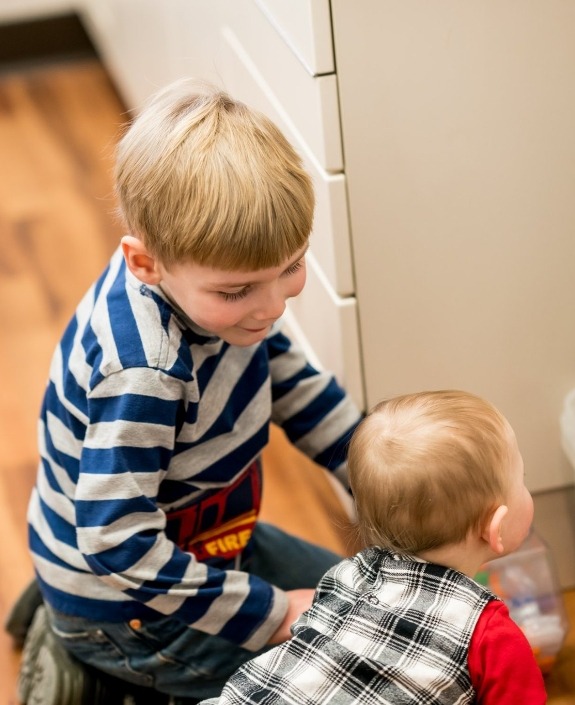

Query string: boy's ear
[121,235,162,285]
[482,505,508,556]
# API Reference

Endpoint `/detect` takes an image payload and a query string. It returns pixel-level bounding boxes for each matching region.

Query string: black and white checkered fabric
[211,547,498,704]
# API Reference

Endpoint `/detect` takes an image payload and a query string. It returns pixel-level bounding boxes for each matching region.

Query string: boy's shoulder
[72,249,204,385]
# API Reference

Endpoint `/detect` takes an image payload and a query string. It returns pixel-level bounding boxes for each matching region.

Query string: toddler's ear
[482,505,508,556]
[121,235,162,285]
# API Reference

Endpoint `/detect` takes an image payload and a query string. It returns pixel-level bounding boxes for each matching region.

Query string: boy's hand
[267,589,315,644]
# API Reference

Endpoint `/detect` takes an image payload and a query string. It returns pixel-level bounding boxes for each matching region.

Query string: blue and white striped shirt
[28,247,361,650]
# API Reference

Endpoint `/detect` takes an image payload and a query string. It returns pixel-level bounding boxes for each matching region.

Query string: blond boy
[16,79,362,705]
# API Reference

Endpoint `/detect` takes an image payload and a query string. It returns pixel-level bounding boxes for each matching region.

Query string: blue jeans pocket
[47,607,155,688]
[46,607,241,697]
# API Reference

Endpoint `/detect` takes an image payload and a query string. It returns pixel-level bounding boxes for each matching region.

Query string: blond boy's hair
[348,390,513,554]
[115,79,314,269]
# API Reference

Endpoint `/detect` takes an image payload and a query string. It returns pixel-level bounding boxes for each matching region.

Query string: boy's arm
[267,326,363,484]
[468,600,547,704]
[267,589,315,644]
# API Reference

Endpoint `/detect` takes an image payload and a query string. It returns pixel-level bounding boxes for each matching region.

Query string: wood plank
[0,59,125,705]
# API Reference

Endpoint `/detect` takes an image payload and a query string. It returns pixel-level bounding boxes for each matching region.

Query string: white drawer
[222,2,343,173]
[311,170,354,297]
[220,26,354,297]
[254,0,335,76]
[284,253,365,412]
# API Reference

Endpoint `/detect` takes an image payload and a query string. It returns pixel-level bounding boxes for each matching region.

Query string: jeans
[46,523,342,700]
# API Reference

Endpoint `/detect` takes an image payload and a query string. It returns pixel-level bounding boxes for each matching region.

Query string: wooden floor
[0,58,573,703]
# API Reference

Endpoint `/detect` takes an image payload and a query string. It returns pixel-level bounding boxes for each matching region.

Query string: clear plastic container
[481,529,569,673]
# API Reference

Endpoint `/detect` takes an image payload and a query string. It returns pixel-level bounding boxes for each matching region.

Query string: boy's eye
[216,258,303,302]
[283,260,303,276]
[219,288,250,302]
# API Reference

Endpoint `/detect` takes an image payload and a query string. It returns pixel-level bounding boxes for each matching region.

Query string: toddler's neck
[417,537,493,579]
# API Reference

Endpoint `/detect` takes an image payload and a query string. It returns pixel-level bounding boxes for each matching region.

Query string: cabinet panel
[255,0,334,76]
[331,0,575,493]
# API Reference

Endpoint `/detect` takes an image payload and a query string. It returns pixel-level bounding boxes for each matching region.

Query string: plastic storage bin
[481,530,569,673]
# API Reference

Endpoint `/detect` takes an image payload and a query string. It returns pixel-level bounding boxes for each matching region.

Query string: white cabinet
[330,0,575,497]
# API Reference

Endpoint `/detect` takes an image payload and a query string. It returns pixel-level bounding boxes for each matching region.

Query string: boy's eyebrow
[212,245,309,288]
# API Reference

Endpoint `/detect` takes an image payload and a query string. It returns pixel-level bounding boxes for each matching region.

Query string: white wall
[0,0,76,22]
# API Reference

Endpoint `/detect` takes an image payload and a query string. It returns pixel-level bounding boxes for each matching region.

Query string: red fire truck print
[165,460,261,563]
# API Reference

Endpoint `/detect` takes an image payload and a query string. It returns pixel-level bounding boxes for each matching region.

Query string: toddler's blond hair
[348,390,513,554]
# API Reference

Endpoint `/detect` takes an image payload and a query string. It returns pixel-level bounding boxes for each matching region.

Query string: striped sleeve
[267,327,362,479]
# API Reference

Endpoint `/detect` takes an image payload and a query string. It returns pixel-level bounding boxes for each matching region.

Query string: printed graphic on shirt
[165,460,261,563]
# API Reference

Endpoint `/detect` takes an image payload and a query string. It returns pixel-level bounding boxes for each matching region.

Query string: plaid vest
[217,547,499,705]
[293,547,499,704]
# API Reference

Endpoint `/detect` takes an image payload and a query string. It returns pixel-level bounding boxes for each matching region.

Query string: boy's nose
[253,291,286,321]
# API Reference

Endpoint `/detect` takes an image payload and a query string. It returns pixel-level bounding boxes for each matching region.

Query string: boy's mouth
[242,325,269,333]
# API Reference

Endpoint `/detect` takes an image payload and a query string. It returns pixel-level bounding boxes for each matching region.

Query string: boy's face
[157,245,308,346]
[500,427,534,554]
